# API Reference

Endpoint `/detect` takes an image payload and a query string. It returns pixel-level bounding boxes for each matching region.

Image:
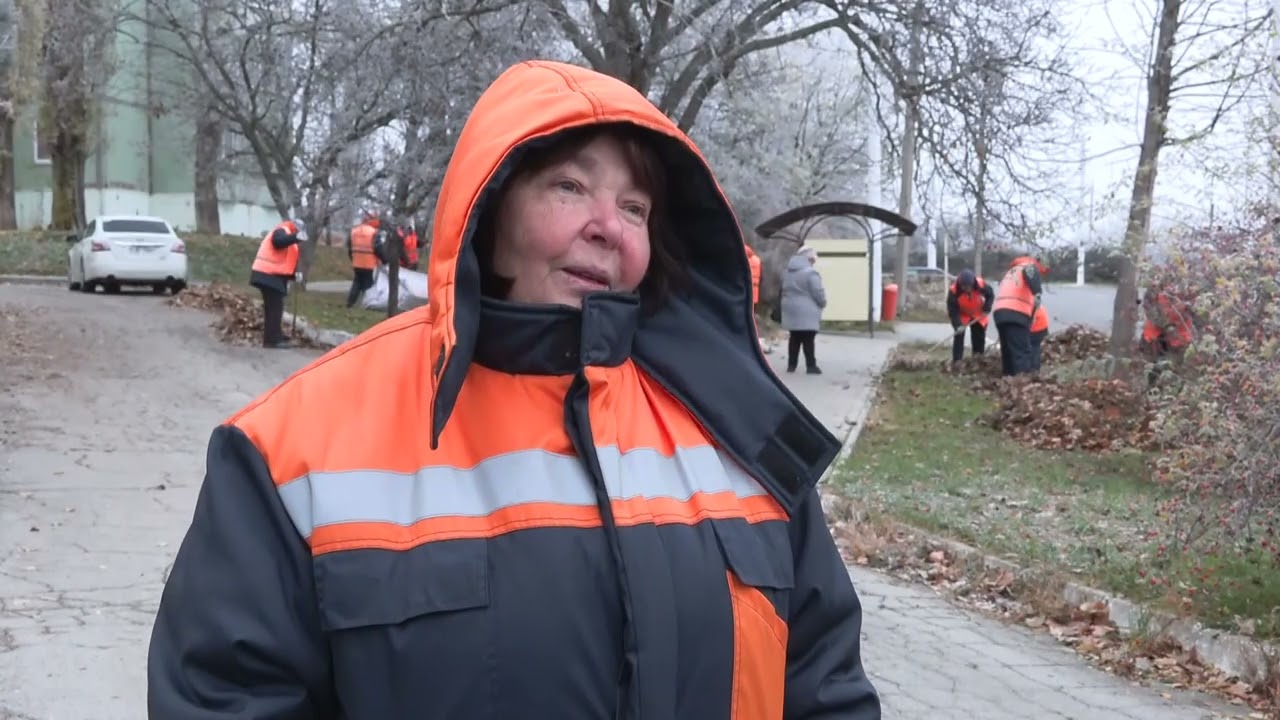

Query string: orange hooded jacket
[148,61,878,720]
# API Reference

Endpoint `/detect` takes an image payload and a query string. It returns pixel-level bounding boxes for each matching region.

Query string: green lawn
[833,365,1280,639]
[0,230,353,283]
[292,286,391,336]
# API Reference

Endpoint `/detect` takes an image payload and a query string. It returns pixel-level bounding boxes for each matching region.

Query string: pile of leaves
[1040,324,1110,365]
[983,375,1155,452]
[168,283,317,347]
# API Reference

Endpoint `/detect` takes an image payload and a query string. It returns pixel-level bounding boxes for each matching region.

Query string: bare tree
[1107,0,1273,360]
[16,0,119,230]
[535,0,872,131]
[139,0,532,260]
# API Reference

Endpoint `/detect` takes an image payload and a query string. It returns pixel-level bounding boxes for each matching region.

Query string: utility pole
[893,0,925,313]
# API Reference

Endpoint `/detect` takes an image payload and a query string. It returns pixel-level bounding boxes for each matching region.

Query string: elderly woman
[147,61,880,720]
[781,245,828,374]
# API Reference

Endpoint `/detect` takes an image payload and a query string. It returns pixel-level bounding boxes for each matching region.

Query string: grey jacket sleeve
[808,272,828,310]
[784,490,882,719]
[147,425,335,719]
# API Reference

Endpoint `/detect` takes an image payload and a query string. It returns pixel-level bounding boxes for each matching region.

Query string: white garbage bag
[361,264,429,312]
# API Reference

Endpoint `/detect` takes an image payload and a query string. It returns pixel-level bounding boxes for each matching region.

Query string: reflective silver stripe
[275,445,769,540]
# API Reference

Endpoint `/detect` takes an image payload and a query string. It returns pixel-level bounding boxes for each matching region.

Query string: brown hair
[471,123,683,309]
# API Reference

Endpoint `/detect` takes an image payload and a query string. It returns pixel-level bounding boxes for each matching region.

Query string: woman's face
[491,135,653,308]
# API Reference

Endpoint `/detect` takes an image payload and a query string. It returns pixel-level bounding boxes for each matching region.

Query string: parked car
[67,215,189,295]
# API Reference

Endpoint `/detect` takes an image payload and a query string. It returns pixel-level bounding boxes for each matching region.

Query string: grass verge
[832,365,1280,640]
[0,230,352,283]
[290,287,389,336]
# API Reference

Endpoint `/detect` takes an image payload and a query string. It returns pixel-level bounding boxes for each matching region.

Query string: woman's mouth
[562,267,610,291]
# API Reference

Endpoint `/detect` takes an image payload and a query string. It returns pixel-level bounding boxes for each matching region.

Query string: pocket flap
[712,519,795,591]
[314,542,490,631]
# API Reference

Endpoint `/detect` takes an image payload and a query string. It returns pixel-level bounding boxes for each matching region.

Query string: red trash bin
[882,283,899,322]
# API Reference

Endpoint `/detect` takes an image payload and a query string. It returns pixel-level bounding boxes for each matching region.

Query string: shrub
[1144,210,1280,567]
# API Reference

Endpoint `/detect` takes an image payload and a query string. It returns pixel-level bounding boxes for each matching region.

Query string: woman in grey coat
[780,246,827,374]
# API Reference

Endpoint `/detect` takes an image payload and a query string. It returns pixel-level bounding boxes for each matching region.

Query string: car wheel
[170,281,186,295]
[79,262,95,293]
[104,282,121,294]
[152,284,166,295]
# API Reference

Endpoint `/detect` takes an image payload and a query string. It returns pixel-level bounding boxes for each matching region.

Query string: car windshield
[102,219,171,235]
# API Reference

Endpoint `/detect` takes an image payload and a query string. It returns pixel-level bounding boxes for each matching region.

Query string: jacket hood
[425,60,839,515]
[786,254,812,272]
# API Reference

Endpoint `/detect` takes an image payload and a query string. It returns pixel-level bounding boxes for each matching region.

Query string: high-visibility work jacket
[250,221,300,276]
[1031,304,1049,333]
[147,60,879,720]
[350,222,379,270]
[949,278,990,327]
[1142,292,1193,348]
[993,264,1036,318]
[746,245,762,304]
[403,230,420,267]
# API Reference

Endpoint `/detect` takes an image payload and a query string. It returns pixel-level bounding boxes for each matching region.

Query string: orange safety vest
[403,230,419,267]
[950,278,989,327]
[350,222,379,270]
[1141,292,1193,348]
[1031,304,1049,333]
[250,221,300,277]
[993,264,1035,318]
[745,245,761,304]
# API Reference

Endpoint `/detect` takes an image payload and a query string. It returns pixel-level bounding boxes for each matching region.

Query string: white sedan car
[67,215,189,295]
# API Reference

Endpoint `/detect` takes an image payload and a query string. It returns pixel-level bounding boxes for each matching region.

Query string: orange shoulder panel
[228,307,439,485]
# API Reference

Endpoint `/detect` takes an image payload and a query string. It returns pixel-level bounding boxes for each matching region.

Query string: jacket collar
[473,293,639,375]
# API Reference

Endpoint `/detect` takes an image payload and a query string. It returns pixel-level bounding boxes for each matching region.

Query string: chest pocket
[313,541,492,718]
[713,519,795,720]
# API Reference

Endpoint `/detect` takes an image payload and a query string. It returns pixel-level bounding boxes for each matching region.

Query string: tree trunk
[1108,0,1180,361]
[894,0,925,313]
[0,113,17,230]
[386,227,401,318]
[973,162,987,278]
[50,129,87,230]
[895,105,916,312]
[194,110,222,234]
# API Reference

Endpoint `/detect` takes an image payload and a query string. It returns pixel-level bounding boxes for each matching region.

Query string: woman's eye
[623,205,648,219]
[556,180,580,193]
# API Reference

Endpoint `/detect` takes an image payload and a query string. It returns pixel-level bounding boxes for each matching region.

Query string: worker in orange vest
[1030,303,1049,371]
[249,217,306,349]
[945,269,994,364]
[346,213,380,308]
[401,221,421,271]
[1140,288,1193,358]
[744,243,767,353]
[744,244,762,305]
[992,255,1047,376]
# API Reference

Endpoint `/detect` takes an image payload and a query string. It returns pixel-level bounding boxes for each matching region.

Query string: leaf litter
[825,494,1280,717]
[168,283,318,348]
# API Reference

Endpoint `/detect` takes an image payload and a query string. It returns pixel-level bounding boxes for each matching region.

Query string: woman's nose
[585,197,625,248]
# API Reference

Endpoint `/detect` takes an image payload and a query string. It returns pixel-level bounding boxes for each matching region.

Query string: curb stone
[821,345,1280,687]
[283,311,354,349]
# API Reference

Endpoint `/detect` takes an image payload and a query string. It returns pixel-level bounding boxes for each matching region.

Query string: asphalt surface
[0,283,1242,719]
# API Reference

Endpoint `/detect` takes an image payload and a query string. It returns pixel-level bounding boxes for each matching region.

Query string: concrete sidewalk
[777,332,1245,719]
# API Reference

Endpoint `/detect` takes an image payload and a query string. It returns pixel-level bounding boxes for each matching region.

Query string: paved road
[0,285,1243,719]
[1041,283,1118,333]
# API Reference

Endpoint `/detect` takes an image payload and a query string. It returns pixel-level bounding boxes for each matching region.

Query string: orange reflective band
[728,571,788,720]
[274,445,787,555]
